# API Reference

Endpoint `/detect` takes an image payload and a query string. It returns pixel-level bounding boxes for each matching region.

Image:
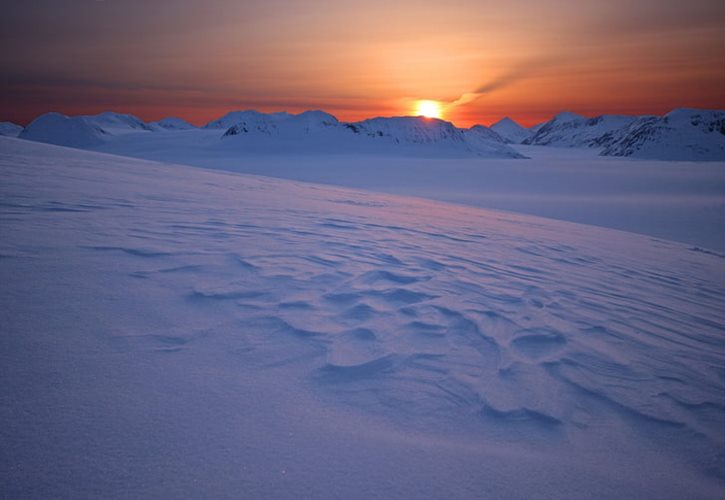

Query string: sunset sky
[1,0,724,127]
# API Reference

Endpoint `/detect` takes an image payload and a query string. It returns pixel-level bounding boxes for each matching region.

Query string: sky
[1,0,724,127]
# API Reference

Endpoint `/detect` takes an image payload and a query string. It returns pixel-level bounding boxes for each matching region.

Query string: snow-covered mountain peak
[90,112,153,133]
[219,112,523,157]
[663,108,725,134]
[552,111,586,122]
[602,108,725,161]
[490,117,531,144]
[524,112,637,148]
[0,121,23,137]
[205,109,292,129]
[19,112,108,148]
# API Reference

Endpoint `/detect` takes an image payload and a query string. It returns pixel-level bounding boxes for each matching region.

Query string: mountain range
[9,108,725,161]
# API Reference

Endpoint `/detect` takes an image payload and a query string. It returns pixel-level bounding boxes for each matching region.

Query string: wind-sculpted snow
[1,137,724,498]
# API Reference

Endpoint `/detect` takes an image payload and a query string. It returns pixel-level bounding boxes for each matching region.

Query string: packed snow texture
[490,117,532,144]
[1,137,724,498]
[0,122,23,137]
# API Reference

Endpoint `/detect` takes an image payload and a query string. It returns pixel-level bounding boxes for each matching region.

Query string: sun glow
[415,100,443,119]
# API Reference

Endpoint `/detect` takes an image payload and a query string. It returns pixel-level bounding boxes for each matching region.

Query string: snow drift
[1,136,724,498]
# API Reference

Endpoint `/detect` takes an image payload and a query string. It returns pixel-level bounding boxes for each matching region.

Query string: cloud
[445,57,561,110]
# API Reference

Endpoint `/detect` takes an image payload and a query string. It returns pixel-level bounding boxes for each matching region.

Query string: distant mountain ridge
[523,112,637,148]
[221,111,523,158]
[522,108,725,161]
[601,109,725,161]
[20,110,523,159]
[13,107,725,161]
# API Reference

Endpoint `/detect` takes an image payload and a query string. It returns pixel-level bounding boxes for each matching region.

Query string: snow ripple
[2,137,725,491]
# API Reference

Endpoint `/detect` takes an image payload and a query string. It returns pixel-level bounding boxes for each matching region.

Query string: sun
[415,100,443,119]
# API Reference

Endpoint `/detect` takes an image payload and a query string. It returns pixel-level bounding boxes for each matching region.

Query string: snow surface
[2,136,725,498]
[84,131,725,251]
[0,122,22,137]
[13,108,725,249]
[490,117,532,144]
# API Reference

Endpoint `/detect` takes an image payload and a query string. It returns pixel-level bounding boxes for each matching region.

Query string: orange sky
[1,0,724,127]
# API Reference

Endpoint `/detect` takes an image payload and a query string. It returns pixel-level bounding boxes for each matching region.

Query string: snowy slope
[354,116,464,144]
[0,121,23,137]
[602,108,725,161]
[85,134,725,251]
[19,112,109,148]
[19,111,155,148]
[223,109,339,138]
[354,116,522,157]
[462,124,527,158]
[529,121,547,134]
[524,112,637,148]
[490,117,531,144]
[150,117,197,130]
[2,136,724,498]
[90,111,153,134]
